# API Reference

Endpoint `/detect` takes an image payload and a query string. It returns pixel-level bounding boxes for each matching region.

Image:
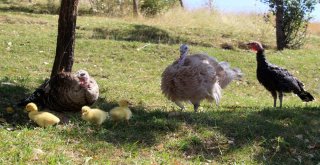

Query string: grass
[0,4,320,164]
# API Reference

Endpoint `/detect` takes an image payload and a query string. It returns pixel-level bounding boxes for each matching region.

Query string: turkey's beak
[246,43,253,50]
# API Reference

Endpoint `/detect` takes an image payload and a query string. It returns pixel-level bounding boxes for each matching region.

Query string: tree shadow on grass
[0,3,59,15]
[179,106,320,163]
[61,99,182,147]
[57,97,320,164]
[0,3,93,15]
[0,77,31,126]
[1,81,319,164]
[90,24,186,45]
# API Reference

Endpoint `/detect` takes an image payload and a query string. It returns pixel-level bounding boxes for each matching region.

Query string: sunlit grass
[0,7,319,164]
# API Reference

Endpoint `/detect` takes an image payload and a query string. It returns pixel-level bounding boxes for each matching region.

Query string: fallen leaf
[32,148,45,155]
[84,157,93,165]
[32,148,44,161]
[297,156,302,163]
[6,127,15,131]
[307,153,314,158]
[0,118,6,122]
[155,143,164,151]
[295,134,303,140]
[307,144,320,149]
[6,107,14,113]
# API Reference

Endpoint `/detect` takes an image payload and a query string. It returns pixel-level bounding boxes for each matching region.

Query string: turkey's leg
[271,91,277,107]
[279,92,283,108]
[193,102,200,112]
[174,101,185,111]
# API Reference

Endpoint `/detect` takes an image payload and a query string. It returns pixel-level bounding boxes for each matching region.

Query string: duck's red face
[247,42,263,52]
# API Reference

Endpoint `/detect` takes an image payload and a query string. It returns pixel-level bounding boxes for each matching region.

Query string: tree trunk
[51,0,79,78]
[133,0,139,17]
[275,0,286,50]
[179,0,184,8]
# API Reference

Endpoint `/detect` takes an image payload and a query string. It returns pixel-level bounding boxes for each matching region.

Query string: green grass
[0,7,320,164]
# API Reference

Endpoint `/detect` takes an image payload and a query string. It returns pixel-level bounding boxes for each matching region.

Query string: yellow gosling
[109,100,132,125]
[81,106,108,126]
[25,103,60,128]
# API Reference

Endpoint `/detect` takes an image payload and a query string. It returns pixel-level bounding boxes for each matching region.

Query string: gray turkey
[161,44,242,112]
[18,70,99,112]
[247,41,314,108]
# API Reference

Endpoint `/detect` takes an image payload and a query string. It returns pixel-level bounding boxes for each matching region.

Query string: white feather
[212,82,222,105]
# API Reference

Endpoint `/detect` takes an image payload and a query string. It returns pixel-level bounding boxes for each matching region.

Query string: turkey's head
[81,106,91,116]
[178,44,189,66]
[118,99,131,107]
[26,102,38,112]
[76,70,90,88]
[247,41,263,52]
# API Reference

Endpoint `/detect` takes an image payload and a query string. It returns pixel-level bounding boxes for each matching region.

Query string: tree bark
[133,0,139,17]
[179,0,184,8]
[275,0,286,50]
[51,0,79,78]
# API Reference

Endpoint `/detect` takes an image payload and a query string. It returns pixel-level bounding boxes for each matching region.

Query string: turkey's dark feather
[18,71,99,111]
[256,50,314,102]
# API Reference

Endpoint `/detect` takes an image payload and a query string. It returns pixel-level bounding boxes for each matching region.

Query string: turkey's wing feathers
[18,71,99,112]
[161,62,217,103]
[267,64,304,92]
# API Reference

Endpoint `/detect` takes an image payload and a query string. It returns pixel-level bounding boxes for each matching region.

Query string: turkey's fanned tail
[218,62,243,89]
[297,91,314,102]
[17,79,50,107]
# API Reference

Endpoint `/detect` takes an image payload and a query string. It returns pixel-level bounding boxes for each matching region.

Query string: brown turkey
[161,44,242,112]
[18,70,99,112]
[247,41,314,108]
